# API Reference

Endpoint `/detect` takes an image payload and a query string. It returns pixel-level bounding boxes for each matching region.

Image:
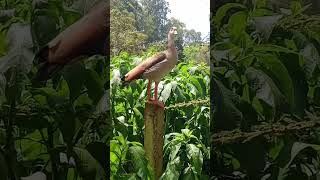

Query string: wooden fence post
[144,102,165,180]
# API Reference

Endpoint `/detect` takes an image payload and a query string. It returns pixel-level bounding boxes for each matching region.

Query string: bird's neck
[167,35,175,50]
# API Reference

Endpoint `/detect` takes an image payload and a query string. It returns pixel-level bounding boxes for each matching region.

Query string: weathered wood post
[144,102,165,180]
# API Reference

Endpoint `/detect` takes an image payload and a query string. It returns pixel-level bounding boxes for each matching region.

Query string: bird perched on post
[34,0,109,82]
[121,27,178,108]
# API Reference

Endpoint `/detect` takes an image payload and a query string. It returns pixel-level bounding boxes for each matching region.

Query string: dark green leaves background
[0,0,109,179]
[212,0,320,179]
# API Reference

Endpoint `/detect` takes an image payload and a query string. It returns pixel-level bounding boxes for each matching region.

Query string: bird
[34,0,109,82]
[121,27,178,108]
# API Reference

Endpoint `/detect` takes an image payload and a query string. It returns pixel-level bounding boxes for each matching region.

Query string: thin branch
[212,120,320,145]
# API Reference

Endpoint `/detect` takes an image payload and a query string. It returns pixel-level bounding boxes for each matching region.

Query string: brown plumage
[122,27,178,108]
[34,0,109,81]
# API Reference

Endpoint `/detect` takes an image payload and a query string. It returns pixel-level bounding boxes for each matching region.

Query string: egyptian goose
[34,0,109,81]
[121,27,178,108]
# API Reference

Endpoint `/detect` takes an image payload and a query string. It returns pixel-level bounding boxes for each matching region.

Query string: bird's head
[168,27,178,37]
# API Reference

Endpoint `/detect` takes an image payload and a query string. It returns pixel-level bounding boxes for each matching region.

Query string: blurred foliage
[0,0,109,179]
[211,0,320,179]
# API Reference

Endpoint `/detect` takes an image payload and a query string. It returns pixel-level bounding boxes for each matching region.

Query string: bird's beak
[174,30,178,35]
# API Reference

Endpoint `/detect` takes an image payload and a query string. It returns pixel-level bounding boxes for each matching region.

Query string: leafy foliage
[212,0,320,179]
[0,0,109,179]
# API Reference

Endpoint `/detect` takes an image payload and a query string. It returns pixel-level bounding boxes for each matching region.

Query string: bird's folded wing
[40,0,109,64]
[124,52,166,81]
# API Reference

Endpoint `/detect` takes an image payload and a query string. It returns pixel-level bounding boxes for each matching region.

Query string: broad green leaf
[63,62,86,102]
[254,44,298,54]
[15,130,48,161]
[251,8,273,16]
[160,82,172,103]
[31,9,59,47]
[160,157,182,180]
[228,11,247,44]
[255,54,294,109]
[214,3,246,28]
[182,166,197,180]
[57,110,76,145]
[127,145,152,180]
[73,147,106,180]
[85,69,104,104]
[63,7,82,27]
[269,139,284,160]
[245,67,285,110]
[212,78,242,131]
[169,143,181,161]
[278,142,320,180]
[186,144,203,175]
[86,142,108,173]
[190,77,203,96]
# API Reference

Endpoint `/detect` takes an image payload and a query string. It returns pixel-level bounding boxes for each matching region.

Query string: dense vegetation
[110,0,210,179]
[212,0,320,179]
[0,0,109,179]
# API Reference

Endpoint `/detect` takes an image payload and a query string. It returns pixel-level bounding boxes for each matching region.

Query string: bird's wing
[123,52,166,82]
[36,0,108,65]
[34,0,108,82]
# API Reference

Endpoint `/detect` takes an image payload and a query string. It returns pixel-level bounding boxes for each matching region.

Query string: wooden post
[144,102,165,180]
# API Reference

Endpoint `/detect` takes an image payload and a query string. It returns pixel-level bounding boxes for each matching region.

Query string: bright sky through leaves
[165,0,210,40]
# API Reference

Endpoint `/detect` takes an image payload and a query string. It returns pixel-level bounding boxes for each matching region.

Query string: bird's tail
[120,73,143,87]
[121,76,130,87]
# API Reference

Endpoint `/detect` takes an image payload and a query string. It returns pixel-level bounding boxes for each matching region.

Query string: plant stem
[48,124,58,179]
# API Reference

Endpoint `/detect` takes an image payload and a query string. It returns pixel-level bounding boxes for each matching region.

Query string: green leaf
[212,78,242,131]
[160,82,172,103]
[85,69,104,105]
[246,67,285,110]
[86,142,108,173]
[169,143,181,161]
[228,11,247,44]
[182,166,197,180]
[160,157,182,180]
[251,8,274,16]
[186,144,203,175]
[15,130,48,161]
[214,3,246,28]
[278,142,320,179]
[31,9,59,47]
[95,90,109,113]
[57,110,76,145]
[63,62,87,102]
[63,7,82,27]
[73,147,106,180]
[255,54,294,109]
[127,145,152,180]
[254,44,298,54]
[190,77,203,96]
